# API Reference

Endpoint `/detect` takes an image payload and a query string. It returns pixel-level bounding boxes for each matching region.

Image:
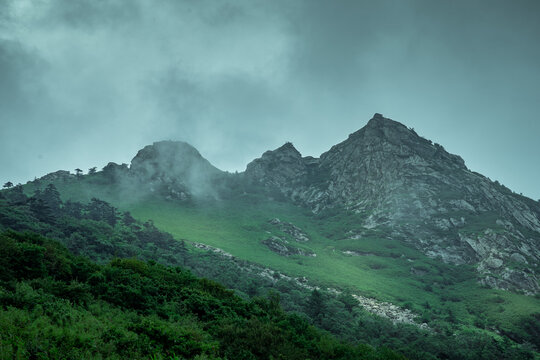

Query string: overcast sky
[1,0,539,199]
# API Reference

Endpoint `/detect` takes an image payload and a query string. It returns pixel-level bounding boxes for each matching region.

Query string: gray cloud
[0,0,539,199]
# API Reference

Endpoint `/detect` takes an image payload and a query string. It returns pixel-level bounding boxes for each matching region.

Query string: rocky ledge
[262,236,316,257]
[268,218,311,242]
[352,295,429,330]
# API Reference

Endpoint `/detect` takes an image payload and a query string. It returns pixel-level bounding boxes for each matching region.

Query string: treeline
[0,185,537,359]
[1,184,187,266]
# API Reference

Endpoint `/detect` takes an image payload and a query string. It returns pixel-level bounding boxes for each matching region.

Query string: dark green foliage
[338,291,358,313]
[0,231,401,359]
[64,199,84,218]
[29,196,56,223]
[87,197,118,226]
[3,185,27,204]
[499,313,540,350]
[122,210,137,226]
[307,289,327,325]
[40,183,62,212]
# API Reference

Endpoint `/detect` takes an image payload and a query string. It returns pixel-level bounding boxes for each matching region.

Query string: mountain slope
[244,113,540,294]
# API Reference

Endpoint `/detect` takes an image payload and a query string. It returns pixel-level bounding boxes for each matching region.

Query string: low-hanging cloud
[0,0,539,200]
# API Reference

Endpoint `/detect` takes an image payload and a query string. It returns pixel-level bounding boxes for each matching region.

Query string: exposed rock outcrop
[268,218,310,242]
[36,170,75,183]
[262,236,315,257]
[130,141,224,198]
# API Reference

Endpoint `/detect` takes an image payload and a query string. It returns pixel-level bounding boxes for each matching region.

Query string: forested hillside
[1,185,537,359]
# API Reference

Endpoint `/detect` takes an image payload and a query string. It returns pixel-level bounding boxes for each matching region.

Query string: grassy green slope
[125,198,540,332]
[23,175,540,338]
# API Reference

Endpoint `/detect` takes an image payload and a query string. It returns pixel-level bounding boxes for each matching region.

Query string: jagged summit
[246,113,468,205]
[130,140,222,179]
[333,113,466,170]
[126,140,223,200]
[276,142,302,156]
[132,141,209,167]
[245,142,308,190]
[362,113,416,140]
[365,112,403,128]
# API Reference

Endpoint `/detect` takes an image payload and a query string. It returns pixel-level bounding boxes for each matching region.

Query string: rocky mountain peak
[128,141,222,200]
[365,112,405,129]
[275,142,302,157]
[132,141,202,166]
[245,142,308,191]
[241,114,540,293]
[130,141,221,179]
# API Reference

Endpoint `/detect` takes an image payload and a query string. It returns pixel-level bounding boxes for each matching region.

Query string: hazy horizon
[1,0,539,200]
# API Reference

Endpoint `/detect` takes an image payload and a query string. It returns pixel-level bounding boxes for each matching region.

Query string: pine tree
[2,181,13,189]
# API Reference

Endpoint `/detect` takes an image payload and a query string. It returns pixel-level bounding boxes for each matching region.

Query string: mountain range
[63,113,538,295]
[5,113,539,359]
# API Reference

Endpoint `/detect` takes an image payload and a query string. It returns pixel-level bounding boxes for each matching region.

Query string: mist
[1,0,539,200]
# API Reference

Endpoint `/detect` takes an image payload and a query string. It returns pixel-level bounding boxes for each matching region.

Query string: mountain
[10,113,539,359]
[244,113,540,294]
[32,114,539,295]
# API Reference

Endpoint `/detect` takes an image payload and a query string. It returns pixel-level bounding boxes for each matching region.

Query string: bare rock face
[244,114,540,294]
[131,141,221,181]
[245,142,314,197]
[262,236,315,257]
[37,170,75,182]
[130,141,224,199]
[268,218,310,242]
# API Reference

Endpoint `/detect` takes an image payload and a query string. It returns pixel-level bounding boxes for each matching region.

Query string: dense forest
[0,185,537,359]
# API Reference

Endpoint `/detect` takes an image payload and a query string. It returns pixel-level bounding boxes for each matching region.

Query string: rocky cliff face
[244,113,540,294]
[129,141,225,200]
[245,142,309,191]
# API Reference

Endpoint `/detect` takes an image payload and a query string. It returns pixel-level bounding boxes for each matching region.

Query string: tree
[88,167,97,175]
[64,200,83,219]
[42,184,62,212]
[75,168,83,177]
[307,289,327,325]
[2,181,13,189]
[29,197,55,223]
[5,185,27,204]
[178,239,188,265]
[122,211,137,226]
[87,198,117,226]
[338,291,358,313]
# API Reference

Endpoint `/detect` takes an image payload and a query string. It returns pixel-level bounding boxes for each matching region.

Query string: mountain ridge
[31,113,540,295]
[243,114,540,294]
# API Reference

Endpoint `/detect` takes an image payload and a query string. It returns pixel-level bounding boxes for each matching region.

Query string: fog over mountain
[1,0,539,199]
